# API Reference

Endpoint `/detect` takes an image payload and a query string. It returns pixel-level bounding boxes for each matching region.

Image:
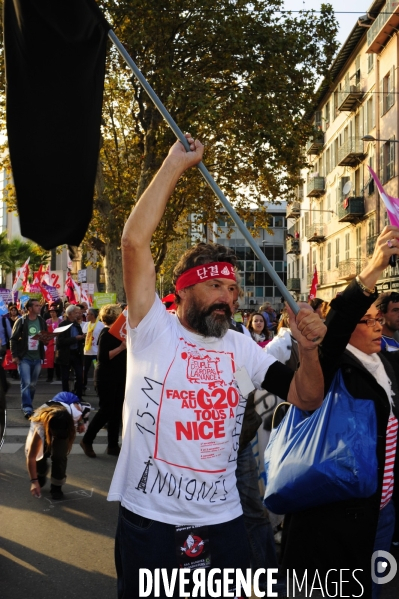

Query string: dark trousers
[37,437,69,486]
[83,379,124,447]
[46,363,61,382]
[115,507,250,599]
[83,354,96,388]
[236,443,285,594]
[60,350,83,398]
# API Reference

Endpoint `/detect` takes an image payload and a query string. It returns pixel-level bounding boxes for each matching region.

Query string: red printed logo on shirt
[182,350,225,386]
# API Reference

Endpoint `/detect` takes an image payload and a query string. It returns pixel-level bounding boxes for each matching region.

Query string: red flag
[39,283,53,304]
[308,265,318,301]
[4,0,110,249]
[64,272,76,304]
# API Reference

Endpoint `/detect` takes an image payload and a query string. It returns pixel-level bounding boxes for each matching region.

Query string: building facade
[287,0,399,302]
[209,203,287,310]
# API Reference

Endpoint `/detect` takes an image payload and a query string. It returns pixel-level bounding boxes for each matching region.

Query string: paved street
[0,373,119,599]
[1,373,398,599]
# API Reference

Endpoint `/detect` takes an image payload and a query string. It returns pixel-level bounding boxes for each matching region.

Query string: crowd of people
[2,134,398,598]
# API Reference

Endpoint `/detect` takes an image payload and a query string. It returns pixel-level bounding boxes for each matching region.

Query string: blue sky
[284,0,371,45]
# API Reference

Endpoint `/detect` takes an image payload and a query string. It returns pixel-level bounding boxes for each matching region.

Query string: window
[327,193,332,223]
[333,90,338,120]
[306,253,310,276]
[335,238,340,268]
[273,215,284,228]
[345,232,350,260]
[381,68,395,116]
[327,243,331,271]
[325,101,330,130]
[301,257,304,279]
[356,227,362,272]
[315,110,322,130]
[334,138,338,170]
[368,53,374,73]
[368,218,375,238]
[326,147,331,174]
[380,140,395,183]
[320,247,324,276]
[312,249,316,269]
[365,95,375,133]
[355,55,361,86]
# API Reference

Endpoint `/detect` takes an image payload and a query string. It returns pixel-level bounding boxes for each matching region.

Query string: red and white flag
[12,257,30,293]
[80,287,92,306]
[308,265,318,301]
[40,283,53,304]
[71,278,82,303]
[42,265,51,285]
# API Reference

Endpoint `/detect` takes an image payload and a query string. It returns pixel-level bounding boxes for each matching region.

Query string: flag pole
[108,30,299,314]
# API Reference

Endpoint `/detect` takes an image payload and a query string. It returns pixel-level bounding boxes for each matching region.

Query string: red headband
[175,262,236,292]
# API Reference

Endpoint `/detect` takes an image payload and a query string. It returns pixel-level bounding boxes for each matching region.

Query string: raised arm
[320,224,399,388]
[121,134,204,328]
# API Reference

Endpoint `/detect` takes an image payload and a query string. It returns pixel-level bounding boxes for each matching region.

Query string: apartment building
[287,0,399,301]
[209,203,287,310]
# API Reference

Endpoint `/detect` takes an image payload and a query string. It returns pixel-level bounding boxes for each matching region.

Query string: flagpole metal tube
[108,30,299,314]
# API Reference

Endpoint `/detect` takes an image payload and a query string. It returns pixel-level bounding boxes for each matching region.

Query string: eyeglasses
[358,317,385,327]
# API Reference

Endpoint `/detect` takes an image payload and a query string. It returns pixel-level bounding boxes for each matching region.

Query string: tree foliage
[0,235,50,280]
[0,1,339,297]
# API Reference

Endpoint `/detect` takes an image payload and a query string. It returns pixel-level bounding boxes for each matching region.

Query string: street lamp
[362,135,399,143]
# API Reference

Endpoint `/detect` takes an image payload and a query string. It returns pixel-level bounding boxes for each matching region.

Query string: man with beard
[108,134,326,598]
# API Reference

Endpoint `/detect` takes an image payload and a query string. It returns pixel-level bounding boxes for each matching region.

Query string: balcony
[338,259,366,280]
[286,201,301,219]
[366,234,378,256]
[337,138,366,167]
[306,132,324,155]
[286,238,300,255]
[337,85,363,112]
[306,176,325,198]
[287,278,301,292]
[367,0,399,53]
[337,197,365,223]
[305,223,326,243]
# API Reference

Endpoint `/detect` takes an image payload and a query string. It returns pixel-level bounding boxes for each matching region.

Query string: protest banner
[93,292,117,308]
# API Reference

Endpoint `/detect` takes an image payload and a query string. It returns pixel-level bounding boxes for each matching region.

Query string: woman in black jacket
[80,304,126,457]
[281,226,399,599]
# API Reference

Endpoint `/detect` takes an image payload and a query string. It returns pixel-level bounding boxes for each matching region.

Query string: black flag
[3,0,110,249]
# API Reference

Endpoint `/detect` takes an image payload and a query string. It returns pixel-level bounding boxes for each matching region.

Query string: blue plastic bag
[263,370,378,514]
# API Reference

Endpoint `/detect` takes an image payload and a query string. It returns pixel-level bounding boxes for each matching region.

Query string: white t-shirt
[108,295,276,526]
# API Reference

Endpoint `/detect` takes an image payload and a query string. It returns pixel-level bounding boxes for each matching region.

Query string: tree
[0,1,339,298]
[0,237,50,281]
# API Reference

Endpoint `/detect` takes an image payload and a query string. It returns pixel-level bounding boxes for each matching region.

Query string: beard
[185,297,232,338]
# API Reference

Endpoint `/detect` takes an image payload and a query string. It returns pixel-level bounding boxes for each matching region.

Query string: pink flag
[368,166,399,227]
[308,265,318,301]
